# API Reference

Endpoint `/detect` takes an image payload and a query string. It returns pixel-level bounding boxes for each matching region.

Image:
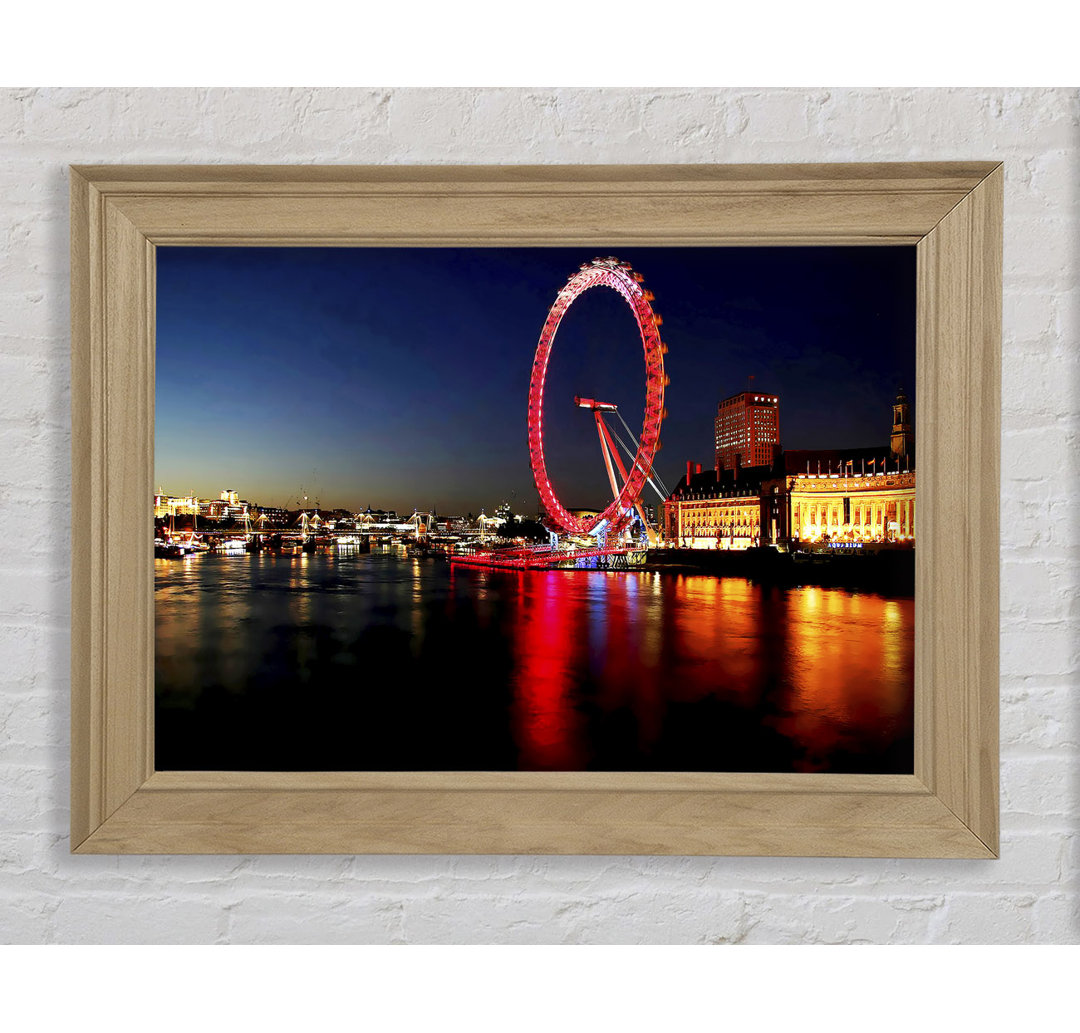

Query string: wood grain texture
[143,770,924,793]
[70,162,996,186]
[69,163,1002,856]
[69,168,95,846]
[102,204,155,816]
[915,166,1002,855]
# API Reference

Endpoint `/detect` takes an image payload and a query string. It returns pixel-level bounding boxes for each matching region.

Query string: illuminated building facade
[784,465,915,544]
[257,505,288,526]
[153,492,199,518]
[662,466,769,550]
[154,489,254,522]
[714,391,781,471]
[663,462,915,550]
[665,391,916,549]
[198,490,251,521]
[199,498,248,521]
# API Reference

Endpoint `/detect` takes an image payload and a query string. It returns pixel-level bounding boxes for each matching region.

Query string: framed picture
[70,163,1001,856]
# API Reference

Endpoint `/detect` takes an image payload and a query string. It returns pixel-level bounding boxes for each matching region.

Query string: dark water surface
[155,550,914,773]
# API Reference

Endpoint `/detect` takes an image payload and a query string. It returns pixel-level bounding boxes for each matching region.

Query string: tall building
[714,391,781,471]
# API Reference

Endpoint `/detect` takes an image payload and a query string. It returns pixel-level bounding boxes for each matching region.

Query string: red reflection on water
[510,572,590,769]
[503,570,913,772]
[590,572,666,751]
[159,555,914,772]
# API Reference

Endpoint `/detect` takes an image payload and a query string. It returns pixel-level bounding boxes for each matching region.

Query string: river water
[155,549,914,773]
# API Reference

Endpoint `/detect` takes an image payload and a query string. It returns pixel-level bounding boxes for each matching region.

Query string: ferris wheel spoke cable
[610,411,671,499]
[605,418,670,503]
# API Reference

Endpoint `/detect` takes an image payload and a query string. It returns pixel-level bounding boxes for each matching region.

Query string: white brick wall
[1,87,1076,944]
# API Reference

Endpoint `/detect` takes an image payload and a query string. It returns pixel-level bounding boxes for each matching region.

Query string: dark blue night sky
[155,246,915,515]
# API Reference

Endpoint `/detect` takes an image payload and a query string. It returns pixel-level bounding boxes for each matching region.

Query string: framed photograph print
[70,163,1001,856]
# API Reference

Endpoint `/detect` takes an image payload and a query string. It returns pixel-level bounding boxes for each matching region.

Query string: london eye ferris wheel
[526,257,669,542]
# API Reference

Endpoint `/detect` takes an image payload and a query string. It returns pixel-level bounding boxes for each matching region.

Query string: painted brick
[399,887,752,944]
[1000,626,1077,679]
[1002,760,1078,820]
[50,892,229,944]
[1000,558,1068,622]
[1032,892,1080,941]
[1001,685,1079,750]
[937,892,1051,944]
[741,892,950,945]
[225,891,408,945]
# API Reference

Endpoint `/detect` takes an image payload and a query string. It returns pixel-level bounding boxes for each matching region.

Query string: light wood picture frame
[70,163,1001,857]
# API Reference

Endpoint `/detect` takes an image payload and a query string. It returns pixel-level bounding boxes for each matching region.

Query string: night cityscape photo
[154,245,916,774]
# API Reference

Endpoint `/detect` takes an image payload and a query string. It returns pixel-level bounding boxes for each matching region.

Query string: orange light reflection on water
[505,570,913,772]
[773,592,914,770]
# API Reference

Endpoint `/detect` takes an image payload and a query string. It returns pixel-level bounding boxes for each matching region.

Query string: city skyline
[155,245,916,515]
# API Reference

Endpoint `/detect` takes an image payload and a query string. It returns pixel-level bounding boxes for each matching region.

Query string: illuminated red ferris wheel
[527,257,668,539]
